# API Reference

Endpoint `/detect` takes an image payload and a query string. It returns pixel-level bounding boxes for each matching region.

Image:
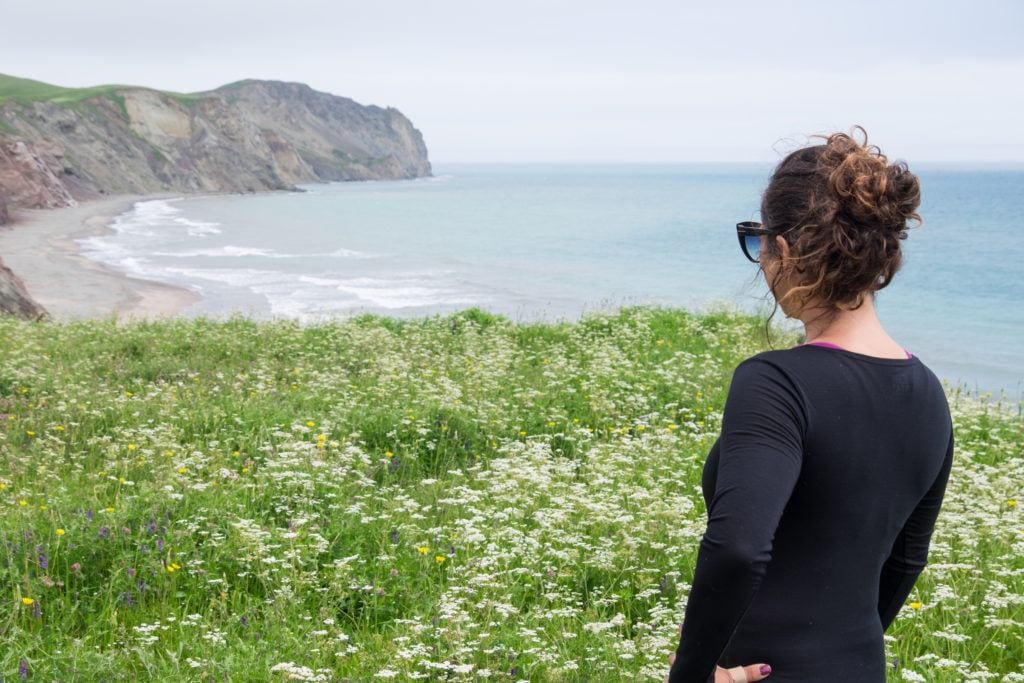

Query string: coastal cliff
[0,73,432,318]
[0,74,431,210]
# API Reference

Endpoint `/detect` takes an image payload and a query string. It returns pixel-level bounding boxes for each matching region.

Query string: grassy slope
[0,305,1019,681]
[0,72,204,107]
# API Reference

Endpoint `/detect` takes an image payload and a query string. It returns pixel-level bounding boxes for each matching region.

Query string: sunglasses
[736,221,773,263]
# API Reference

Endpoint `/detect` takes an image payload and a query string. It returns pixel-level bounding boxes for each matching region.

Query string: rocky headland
[0,73,432,319]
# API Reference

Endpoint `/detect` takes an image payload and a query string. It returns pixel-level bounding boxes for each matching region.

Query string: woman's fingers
[717,663,772,682]
[746,663,772,680]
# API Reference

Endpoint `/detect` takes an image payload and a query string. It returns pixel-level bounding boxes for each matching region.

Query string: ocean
[76,163,1024,398]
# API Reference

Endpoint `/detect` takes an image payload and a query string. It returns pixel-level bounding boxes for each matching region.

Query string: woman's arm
[668,357,807,682]
[877,427,955,631]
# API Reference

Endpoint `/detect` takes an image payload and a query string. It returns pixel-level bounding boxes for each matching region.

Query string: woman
[664,126,955,682]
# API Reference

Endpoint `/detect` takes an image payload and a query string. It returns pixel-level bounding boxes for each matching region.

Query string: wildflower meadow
[0,305,1020,681]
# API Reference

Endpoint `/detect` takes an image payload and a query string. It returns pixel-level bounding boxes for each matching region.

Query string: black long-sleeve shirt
[668,344,954,682]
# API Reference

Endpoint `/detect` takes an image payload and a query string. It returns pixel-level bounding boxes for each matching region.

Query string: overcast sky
[3,0,1022,163]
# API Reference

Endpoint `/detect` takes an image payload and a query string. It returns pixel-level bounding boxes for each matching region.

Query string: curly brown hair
[759,125,922,335]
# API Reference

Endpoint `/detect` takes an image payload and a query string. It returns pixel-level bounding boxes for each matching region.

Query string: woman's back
[689,344,954,682]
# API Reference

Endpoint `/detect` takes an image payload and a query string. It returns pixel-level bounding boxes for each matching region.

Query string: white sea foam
[106,199,222,237]
[295,273,484,309]
[175,217,222,236]
[152,245,379,259]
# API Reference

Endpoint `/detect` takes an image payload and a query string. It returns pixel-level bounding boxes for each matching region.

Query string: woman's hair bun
[818,125,922,236]
[759,124,923,317]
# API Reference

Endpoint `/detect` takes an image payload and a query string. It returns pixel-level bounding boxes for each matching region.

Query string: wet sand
[0,194,203,324]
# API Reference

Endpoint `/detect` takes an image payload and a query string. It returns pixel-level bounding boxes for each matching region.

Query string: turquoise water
[77,163,1024,398]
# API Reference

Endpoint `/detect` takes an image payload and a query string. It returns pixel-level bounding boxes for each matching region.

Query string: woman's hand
[664,624,772,683]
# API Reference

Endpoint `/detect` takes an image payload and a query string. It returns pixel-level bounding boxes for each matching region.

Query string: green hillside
[0,72,202,107]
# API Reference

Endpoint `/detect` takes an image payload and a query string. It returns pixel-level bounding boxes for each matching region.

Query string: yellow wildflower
[56,425,65,432]
[385,450,393,458]
[435,555,446,564]
[127,444,136,451]
[38,504,47,510]
[104,507,114,513]
[1009,500,1018,508]
[416,546,429,555]
[26,430,36,437]
[18,500,28,507]
[519,430,527,437]
[910,601,923,610]
[55,528,65,536]
[306,420,315,427]
[241,467,249,474]
[547,421,556,428]
[21,597,34,605]
[177,467,188,475]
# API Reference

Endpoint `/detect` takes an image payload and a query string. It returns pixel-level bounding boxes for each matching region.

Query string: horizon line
[430,159,1024,168]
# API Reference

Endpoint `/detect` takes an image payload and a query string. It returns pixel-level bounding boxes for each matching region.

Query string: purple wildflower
[20,658,27,679]
[86,508,93,521]
[98,527,110,539]
[389,529,399,544]
[38,553,47,570]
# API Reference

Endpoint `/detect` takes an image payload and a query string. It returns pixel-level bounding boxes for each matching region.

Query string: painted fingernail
[760,664,772,676]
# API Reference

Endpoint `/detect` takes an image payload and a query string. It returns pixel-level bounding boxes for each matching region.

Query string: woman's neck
[799,296,888,345]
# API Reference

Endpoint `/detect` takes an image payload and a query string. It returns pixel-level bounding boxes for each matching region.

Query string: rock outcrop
[0,77,432,211]
[0,257,48,320]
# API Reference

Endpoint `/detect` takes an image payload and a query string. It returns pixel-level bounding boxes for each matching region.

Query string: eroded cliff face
[0,79,432,210]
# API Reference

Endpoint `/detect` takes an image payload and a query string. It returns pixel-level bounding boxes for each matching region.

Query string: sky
[2,0,1022,163]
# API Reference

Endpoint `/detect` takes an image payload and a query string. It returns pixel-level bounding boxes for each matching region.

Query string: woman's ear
[775,234,791,263]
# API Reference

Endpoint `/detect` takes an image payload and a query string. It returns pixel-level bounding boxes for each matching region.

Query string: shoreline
[0,193,204,324]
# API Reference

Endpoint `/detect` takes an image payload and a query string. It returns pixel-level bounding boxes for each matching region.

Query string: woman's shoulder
[737,345,948,406]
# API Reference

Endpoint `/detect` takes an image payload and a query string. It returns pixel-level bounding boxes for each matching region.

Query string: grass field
[0,72,203,108]
[0,306,1020,681]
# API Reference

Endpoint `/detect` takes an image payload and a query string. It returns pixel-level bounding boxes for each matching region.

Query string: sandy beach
[0,194,204,324]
